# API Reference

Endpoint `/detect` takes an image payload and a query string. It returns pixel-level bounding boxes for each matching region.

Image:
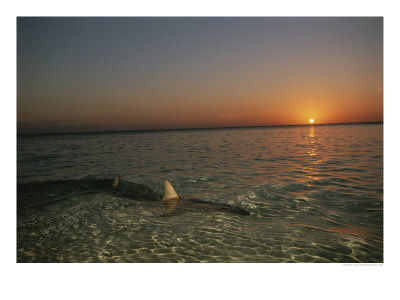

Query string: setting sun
[309,118,315,124]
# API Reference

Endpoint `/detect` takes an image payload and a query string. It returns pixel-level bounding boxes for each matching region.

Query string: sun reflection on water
[303,125,322,181]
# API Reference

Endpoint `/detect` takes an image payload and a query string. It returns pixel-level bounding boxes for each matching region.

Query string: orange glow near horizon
[309,118,315,124]
[17,18,383,134]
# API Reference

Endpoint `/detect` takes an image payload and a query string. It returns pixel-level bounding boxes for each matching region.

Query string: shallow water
[17,123,383,262]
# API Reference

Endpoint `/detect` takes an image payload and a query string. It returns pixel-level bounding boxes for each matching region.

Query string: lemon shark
[18,175,250,216]
[115,176,250,216]
[159,179,250,216]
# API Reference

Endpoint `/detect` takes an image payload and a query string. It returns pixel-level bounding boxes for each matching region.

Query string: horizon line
[17,121,383,136]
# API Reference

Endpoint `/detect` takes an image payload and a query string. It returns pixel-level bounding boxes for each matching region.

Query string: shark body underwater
[17,176,252,262]
[17,175,250,216]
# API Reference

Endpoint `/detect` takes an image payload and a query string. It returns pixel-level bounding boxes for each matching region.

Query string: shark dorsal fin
[162,180,180,214]
[162,180,179,201]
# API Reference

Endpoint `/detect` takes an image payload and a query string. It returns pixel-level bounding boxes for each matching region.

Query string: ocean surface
[17,123,383,263]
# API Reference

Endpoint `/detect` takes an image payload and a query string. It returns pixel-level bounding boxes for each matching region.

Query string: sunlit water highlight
[17,123,383,262]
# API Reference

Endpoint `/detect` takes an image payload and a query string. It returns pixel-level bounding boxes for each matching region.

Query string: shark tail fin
[112,175,120,188]
[162,180,180,214]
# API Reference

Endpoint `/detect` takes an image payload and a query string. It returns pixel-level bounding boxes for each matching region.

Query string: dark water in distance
[17,123,383,262]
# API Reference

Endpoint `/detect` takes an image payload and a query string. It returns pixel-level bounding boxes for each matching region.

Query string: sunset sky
[17,17,383,133]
